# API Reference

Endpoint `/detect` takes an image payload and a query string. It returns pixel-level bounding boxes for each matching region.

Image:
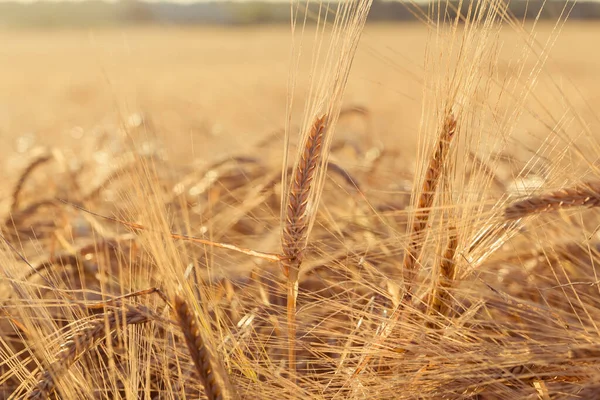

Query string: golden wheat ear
[505,180,600,220]
[352,111,457,376]
[402,112,457,302]
[281,115,328,277]
[173,294,238,400]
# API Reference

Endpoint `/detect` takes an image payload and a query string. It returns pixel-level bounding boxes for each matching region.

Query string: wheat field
[2,23,599,162]
[3,2,600,399]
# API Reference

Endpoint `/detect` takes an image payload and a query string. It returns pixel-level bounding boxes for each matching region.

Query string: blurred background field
[1,20,600,165]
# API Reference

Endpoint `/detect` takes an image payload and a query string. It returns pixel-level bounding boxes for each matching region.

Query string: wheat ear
[402,113,457,299]
[352,111,456,376]
[505,181,600,220]
[27,305,156,400]
[281,115,328,380]
[173,294,238,400]
[426,226,458,328]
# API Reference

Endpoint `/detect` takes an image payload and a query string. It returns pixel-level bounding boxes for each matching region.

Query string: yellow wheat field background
[1,23,599,163]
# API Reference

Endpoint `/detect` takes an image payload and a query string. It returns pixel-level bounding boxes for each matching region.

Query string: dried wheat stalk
[173,294,238,400]
[281,115,328,379]
[426,226,458,327]
[11,153,53,213]
[27,305,156,400]
[505,181,600,220]
[4,199,60,232]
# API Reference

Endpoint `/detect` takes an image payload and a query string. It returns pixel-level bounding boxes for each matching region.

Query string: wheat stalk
[505,181,600,220]
[27,305,156,400]
[173,294,238,400]
[281,114,328,381]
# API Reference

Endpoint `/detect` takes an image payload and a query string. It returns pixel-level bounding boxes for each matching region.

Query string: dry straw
[27,305,156,400]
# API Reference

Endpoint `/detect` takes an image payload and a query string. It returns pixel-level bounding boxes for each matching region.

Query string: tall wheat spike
[173,294,238,400]
[352,111,457,376]
[426,226,458,328]
[281,1,373,381]
[505,180,600,220]
[281,115,327,380]
[402,113,457,300]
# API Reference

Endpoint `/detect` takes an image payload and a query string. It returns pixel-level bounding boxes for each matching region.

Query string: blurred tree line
[0,0,597,28]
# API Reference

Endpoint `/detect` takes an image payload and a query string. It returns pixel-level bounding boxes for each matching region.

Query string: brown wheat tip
[27,305,156,400]
[505,181,600,220]
[173,294,238,400]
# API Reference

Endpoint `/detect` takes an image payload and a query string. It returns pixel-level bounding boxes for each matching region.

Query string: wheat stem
[57,199,281,262]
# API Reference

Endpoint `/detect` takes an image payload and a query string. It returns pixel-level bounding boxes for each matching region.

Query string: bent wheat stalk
[173,294,238,400]
[11,153,53,213]
[27,305,157,400]
[505,180,600,220]
[281,115,328,381]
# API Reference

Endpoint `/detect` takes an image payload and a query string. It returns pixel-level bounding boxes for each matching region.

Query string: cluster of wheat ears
[2,0,600,399]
